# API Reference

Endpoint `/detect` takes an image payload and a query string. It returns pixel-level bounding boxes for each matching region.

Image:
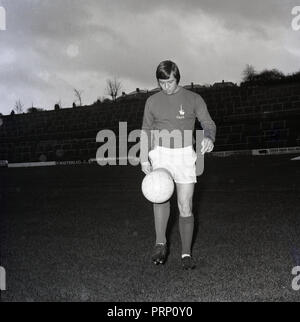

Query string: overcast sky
[0,0,299,115]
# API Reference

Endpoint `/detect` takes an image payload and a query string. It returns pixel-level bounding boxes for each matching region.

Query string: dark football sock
[153,201,170,245]
[179,215,194,256]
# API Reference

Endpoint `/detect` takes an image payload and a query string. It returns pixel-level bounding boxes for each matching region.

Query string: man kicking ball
[140,60,216,270]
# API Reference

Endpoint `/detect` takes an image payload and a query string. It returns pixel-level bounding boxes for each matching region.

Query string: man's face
[158,72,178,95]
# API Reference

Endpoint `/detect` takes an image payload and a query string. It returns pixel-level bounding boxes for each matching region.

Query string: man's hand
[141,161,152,175]
[201,137,214,154]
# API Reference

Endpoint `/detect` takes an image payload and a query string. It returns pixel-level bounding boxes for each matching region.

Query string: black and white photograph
[0,0,300,306]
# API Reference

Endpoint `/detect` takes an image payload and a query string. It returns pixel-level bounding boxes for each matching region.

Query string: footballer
[140,60,216,269]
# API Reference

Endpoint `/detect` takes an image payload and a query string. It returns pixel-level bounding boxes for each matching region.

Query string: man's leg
[153,201,170,245]
[151,201,170,264]
[176,183,196,268]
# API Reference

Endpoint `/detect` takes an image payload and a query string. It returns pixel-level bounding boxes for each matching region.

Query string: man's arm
[140,98,154,165]
[194,94,216,143]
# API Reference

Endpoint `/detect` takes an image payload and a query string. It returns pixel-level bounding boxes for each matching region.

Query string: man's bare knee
[178,203,192,217]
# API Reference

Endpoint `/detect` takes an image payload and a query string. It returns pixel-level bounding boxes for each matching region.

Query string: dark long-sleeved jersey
[140,87,216,163]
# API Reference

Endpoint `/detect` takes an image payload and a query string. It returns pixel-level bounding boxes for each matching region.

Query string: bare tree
[106,77,122,102]
[14,100,24,114]
[74,88,83,106]
[242,64,256,82]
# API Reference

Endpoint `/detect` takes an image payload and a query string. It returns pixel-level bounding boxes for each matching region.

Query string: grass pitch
[1,154,300,301]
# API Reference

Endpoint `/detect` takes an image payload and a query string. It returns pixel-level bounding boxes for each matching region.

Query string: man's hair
[156,60,180,84]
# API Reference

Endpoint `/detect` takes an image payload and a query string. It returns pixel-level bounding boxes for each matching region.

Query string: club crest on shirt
[176,104,185,119]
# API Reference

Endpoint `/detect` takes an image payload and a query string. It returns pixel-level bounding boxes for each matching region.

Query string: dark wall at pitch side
[0,83,299,163]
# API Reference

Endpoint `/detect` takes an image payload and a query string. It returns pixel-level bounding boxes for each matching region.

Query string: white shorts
[148,146,197,184]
